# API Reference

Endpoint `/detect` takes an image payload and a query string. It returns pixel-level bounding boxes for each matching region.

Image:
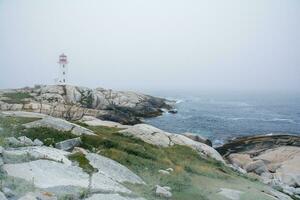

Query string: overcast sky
[0,0,299,92]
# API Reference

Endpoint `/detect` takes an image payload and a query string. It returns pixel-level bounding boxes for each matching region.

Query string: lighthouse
[58,53,68,84]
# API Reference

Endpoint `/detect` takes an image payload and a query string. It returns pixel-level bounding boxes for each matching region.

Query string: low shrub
[2,92,32,104]
[22,127,76,146]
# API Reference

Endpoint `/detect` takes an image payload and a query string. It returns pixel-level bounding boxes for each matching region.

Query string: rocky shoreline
[0,85,299,200]
[217,134,300,199]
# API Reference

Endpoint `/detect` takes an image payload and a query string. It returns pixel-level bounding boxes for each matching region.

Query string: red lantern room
[58,53,68,64]
[58,53,68,84]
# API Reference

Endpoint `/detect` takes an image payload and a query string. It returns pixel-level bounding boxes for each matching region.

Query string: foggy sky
[0,0,299,92]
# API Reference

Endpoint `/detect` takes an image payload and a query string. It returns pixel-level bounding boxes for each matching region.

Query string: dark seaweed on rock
[216,134,300,156]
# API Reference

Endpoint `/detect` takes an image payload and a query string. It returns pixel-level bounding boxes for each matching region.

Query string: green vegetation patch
[0,176,36,199]
[78,90,93,108]
[2,92,32,104]
[0,116,40,146]
[22,127,77,146]
[68,152,96,174]
[80,125,158,160]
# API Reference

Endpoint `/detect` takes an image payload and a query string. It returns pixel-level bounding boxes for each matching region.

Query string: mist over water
[0,1,299,145]
[145,91,300,146]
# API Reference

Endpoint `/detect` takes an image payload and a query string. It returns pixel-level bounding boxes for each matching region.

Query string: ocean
[145,90,300,146]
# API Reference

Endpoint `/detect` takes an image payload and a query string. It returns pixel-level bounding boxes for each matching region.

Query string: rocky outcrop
[2,146,72,165]
[0,85,172,124]
[55,137,82,151]
[120,124,225,163]
[216,134,300,156]
[79,116,130,129]
[18,192,57,200]
[0,111,48,118]
[24,117,95,136]
[217,134,300,198]
[1,145,145,199]
[86,153,144,184]
[85,194,146,200]
[3,160,130,193]
[0,192,7,200]
[155,185,172,198]
[217,188,244,200]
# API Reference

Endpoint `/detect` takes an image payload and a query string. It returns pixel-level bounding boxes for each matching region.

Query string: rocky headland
[0,85,172,125]
[0,85,299,200]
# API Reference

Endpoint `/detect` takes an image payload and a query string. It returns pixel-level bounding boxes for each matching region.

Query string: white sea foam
[262,118,295,123]
[213,139,224,147]
[176,99,184,104]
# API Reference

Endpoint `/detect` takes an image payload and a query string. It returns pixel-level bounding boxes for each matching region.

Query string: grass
[68,152,96,174]
[22,127,77,146]
[76,124,277,200]
[71,124,271,200]
[2,92,32,104]
[0,116,277,200]
[0,116,40,146]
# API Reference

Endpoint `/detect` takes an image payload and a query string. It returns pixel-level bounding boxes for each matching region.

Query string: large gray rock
[86,153,144,184]
[2,187,15,198]
[33,138,44,146]
[155,185,172,198]
[18,136,34,146]
[85,193,145,200]
[228,153,253,169]
[263,189,293,200]
[244,160,268,175]
[0,111,47,119]
[120,124,171,147]
[24,117,95,136]
[249,146,300,187]
[4,137,23,147]
[3,160,130,193]
[18,192,57,200]
[0,192,7,200]
[55,137,81,151]
[217,188,244,200]
[4,136,34,147]
[2,146,71,165]
[120,124,225,163]
[80,116,130,129]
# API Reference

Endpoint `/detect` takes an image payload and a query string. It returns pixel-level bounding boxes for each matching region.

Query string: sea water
[145,90,300,146]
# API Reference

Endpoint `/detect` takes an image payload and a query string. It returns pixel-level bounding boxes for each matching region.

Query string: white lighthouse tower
[58,53,68,84]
